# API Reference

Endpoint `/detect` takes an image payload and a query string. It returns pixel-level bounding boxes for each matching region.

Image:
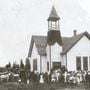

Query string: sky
[0,0,90,66]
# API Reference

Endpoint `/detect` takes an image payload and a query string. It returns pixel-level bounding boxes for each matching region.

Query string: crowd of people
[19,69,90,86]
[0,68,90,87]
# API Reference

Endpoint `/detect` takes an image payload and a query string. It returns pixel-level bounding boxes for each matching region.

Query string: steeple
[47,6,60,30]
[47,6,62,46]
[47,6,60,21]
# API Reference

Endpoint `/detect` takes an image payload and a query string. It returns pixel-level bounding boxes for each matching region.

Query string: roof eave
[28,36,34,57]
[47,17,60,21]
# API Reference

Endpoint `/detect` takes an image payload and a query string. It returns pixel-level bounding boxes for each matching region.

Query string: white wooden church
[28,6,90,73]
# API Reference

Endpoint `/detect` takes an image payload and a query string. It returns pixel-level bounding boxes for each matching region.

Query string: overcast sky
[0,0,90,66]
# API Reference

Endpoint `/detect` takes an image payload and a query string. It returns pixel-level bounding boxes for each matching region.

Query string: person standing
[88,72,90,88]
[85,72,89,87]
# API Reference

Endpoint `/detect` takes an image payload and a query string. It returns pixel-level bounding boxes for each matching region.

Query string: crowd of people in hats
[0,67,90,88]
[18,68,90,87]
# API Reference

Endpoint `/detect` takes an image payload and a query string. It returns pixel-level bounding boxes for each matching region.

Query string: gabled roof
[28,36,47,57]
[28,31,90,57]
[47,6,60,21]
[61,31,90,54]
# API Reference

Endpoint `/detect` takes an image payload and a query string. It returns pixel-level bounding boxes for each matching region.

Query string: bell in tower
[47,6,62,46]
[47,6,60,30]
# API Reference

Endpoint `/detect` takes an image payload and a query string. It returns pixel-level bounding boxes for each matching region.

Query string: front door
[53,62,61,70]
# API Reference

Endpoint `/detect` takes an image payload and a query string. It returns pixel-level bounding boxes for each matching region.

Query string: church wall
[61,55,67,67]
[46,45,51,72]
[41,56,47,73]
[67,36,90,71]
[51,43,62,62]
[46,43,62,70]
[30,43,40,72]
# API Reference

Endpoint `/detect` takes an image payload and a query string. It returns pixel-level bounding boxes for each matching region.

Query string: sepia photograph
[0,0,90,90]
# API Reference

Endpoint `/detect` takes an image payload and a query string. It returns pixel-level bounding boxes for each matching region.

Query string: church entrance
[52,62,61,70]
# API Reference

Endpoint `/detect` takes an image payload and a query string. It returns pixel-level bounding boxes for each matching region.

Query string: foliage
[25,58,30,71]
[5,62,11,69]
[13,62,19,69]
[20,59,24,69]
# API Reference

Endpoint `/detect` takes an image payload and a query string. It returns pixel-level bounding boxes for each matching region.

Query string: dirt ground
[0,82,90,90]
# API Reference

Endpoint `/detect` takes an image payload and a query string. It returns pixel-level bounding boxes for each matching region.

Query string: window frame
[83,56,88,70]
[76,56,81,71]
[33,59,37,71]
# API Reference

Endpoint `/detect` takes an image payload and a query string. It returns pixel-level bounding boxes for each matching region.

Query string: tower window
[52,21,56,28]
[48,21,59,30]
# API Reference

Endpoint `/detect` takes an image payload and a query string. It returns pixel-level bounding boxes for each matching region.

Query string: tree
[25,58,30,71]
[5,62,11,69]
[8,62,11,68]
[12,61,19,69]
[20,59,24,69]
[12,61,19,73]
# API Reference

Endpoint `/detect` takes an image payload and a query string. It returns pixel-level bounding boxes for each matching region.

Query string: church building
[28,6,90,73]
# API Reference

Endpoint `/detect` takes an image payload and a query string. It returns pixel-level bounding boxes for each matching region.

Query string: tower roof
[47,6,60,21]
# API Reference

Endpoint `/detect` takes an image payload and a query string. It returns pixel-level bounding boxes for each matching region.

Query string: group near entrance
[28,6,90,74]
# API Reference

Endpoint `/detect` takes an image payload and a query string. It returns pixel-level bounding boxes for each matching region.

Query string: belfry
[47,6,63,46]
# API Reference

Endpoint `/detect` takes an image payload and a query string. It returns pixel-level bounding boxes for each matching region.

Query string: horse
[10,72,19,77]
[0,71,11,83]
[9,71,20,82]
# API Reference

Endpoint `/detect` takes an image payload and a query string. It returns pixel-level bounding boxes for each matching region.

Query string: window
[53,62,61,70]
[47,62,49,71]
[83,57,88,70]
[33,59,37,71]
[89,57,90,70]
[52,21,56,28]
[76,57,81,70]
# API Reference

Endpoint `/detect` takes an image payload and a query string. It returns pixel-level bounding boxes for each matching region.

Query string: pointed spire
[47,6,60,21]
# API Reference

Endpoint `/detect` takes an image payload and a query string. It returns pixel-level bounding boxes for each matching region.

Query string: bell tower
[47,6,62,46]
[47,6,63,72]
[47,6,63,73]
[47,6,60,30]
